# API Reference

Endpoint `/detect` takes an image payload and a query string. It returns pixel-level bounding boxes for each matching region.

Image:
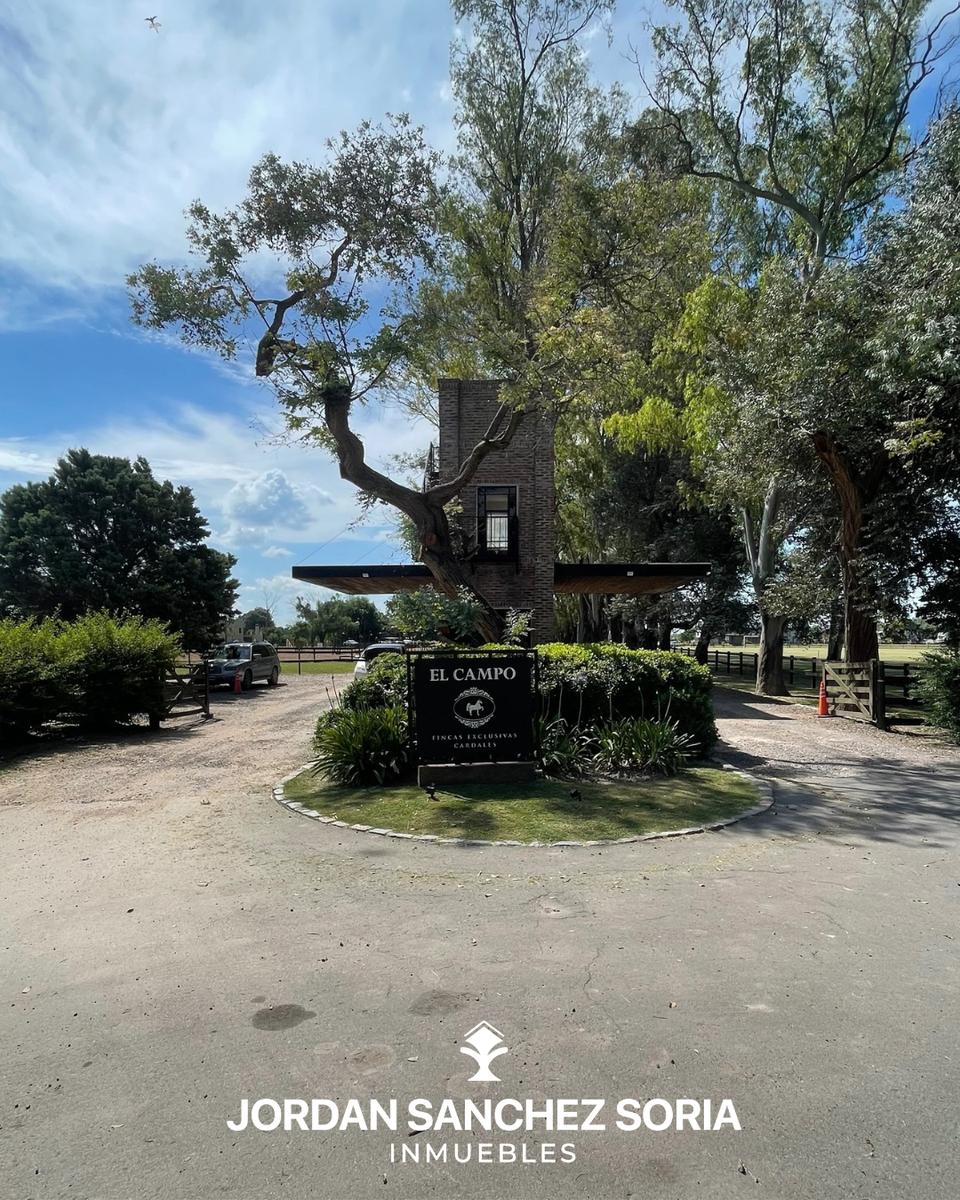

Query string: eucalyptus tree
[130,1,615,642]
[624,0,959,683]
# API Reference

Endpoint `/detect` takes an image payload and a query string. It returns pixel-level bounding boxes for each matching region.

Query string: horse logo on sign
[453,687,496,728]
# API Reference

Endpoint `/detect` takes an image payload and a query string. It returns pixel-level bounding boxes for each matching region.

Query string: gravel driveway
[1,673,329,809]
[2,675,959,1200]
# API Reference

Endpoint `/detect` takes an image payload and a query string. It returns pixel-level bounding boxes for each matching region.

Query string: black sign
[410,652,536,764]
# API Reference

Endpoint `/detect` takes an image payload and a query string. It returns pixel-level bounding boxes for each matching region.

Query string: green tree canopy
[239,607,277,637]
[0,450,238,649]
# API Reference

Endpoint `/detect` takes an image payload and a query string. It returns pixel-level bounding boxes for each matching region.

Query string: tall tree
[130,1,615,642]
[239,607,277,637]
[0,450,237,648]
[632,0,959,678]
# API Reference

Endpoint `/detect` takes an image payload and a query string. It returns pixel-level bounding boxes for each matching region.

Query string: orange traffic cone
[817,678,830,717]
[233,671,243,695]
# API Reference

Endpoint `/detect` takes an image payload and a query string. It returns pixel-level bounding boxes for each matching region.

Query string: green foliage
[385,587,483,643]
[239,607,276,637]
[338,653,406,712]
[537,643,716,752]
[292,596,384,646]
[502,607,532,646]
[916,653,960,744]
[312,706,409,786]
[0,449,237,649]
[329,640,716,754]
[54,612,177,729]
[592,716,695,776]
[0,613,179,741]
[0,617,67,737]
[536,715,596,777]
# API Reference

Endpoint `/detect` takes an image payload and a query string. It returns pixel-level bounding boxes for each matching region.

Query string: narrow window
[477,486,517,560]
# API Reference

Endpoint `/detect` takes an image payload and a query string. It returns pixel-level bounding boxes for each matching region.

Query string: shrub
[0,613,178,742]
[537,643,716,754]
[0,617,70,736]
[917,653,960,743]
[592,717,695,776]
[536,716,596,777]
[313,705,409,786]
[328,641,717,757]
[338,653,406,712]
[57,612,177,728]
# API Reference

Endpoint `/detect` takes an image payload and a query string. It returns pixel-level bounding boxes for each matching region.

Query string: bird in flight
[145,16,161,32]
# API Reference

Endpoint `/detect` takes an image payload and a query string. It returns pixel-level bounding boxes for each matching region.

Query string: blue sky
[0,1,954,621]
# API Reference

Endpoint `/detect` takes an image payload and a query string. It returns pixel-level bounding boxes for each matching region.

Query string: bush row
[313,643,716,784]
[329,643,716,749]
[0,613,179,740]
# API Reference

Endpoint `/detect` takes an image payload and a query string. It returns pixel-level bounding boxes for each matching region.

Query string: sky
[0,0,643,622]
[0,1,954,623]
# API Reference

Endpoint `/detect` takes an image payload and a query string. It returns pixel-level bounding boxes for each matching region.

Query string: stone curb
[271,763,775,848]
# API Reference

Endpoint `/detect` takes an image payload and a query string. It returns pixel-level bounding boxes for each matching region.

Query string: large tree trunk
[321,387,511,643]
[657,619,673,651]
[757,611,789,695]
[826,599,845,662]
[694,624,714,665]
[743,481,790,696]
[576,594,589,643]
[812,432,881,663]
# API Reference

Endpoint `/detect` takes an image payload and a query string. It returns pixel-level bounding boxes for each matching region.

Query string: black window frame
[476,485,518,562]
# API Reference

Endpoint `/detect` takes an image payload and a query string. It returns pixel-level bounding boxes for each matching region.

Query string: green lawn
[280,660,357,675]
[283,766,759,842]
[693,642,936,663]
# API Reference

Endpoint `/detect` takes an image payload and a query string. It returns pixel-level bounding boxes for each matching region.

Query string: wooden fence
[181,644,364,673]
[672,645,923,704]
[822,660,885,727]
[150,662,210,728]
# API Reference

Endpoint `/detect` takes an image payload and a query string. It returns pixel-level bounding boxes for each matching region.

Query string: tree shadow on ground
[712,687,803,720]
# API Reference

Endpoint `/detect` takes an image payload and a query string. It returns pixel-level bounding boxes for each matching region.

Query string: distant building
[293,380,709,643]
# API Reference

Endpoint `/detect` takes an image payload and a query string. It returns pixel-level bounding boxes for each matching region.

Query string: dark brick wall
[438,379,556,643]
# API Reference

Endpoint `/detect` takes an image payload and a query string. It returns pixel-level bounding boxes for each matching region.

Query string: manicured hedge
[0,613,179,741]
[535,643,716,753]
[320,642,716,756]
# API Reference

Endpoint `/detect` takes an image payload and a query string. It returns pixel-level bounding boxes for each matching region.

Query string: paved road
[1,679,958,1200]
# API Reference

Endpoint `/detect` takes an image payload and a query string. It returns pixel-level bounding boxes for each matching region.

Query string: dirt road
[1,674,330,809]
[3,676,959,1200]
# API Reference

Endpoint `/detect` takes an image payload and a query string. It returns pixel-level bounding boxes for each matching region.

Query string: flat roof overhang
[553,562,710,594]
[292,562,710,596]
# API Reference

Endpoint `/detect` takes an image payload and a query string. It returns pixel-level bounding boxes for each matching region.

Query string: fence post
[872,659,887,731]
[788,654,795,686]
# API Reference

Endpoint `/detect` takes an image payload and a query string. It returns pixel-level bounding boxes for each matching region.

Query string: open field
[691,642,940,663]
[280,660,356,675]
[284,765,758,842]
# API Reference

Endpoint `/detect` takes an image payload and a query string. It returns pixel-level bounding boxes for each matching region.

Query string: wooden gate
[150,662,210,728]
[822,660,886,729]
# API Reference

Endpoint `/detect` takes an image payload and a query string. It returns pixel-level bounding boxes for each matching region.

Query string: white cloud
[0,1,456,291]
[222,468,332,542]
[0,394,431,614]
